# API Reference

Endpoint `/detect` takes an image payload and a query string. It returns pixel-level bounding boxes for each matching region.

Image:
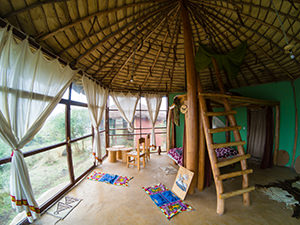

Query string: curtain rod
[0,17,172,95]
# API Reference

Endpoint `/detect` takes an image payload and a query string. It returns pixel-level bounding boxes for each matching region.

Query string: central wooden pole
[181,0,199,194]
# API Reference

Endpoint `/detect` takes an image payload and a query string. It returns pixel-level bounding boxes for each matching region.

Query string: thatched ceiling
[0,0,300,93]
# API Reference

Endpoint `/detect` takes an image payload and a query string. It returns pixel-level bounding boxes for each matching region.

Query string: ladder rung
[216,154,251,168]
[204,111,237,117]
[208,126,241,134]
[212,141,245,149]
[220,186,255,199]
[217,169,253,180]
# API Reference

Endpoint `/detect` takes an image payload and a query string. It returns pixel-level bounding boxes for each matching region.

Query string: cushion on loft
[215,147,238,159]
[168,147,183,166]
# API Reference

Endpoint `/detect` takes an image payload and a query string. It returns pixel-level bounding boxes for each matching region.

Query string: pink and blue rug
[87,171,133,187]
[142,183,194,220]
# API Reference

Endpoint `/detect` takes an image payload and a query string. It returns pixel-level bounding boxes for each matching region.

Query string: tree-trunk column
[181,0,199,194]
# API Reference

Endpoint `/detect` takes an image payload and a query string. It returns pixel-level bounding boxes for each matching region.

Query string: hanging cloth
[111,92,140,132]
[82,76,108,163]
[0,27,75,223]
[145,94,162,149]
[195,41,247,78]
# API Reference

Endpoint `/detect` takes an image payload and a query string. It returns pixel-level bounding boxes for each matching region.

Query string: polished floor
[33,153,299,225]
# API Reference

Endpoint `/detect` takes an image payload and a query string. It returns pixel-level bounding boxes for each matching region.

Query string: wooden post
[66,85,75,183]
[105,102,110,159]
[166,107,172,152]
[197,76,205,191]
[181,1,199,194]
[291,81,298,168]
[273,105,280,165]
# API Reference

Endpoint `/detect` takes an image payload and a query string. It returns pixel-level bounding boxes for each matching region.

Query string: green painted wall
[231,79,300,167]
[168,79,300,167]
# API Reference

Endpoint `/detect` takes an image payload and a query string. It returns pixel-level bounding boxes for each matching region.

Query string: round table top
[106,146,133,151]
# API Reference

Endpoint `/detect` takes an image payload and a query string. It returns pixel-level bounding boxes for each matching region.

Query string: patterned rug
[47,196,81,219]
[142,183,193,220]
[87,171,133,187]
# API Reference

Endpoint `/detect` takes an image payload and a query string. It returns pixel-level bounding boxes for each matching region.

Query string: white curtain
[111,92,140,132]
[82,76,108,163]
[145,94,162,148]
[0,27,75,222]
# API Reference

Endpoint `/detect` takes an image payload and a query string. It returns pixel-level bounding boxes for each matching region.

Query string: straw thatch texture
[0,0,299,92]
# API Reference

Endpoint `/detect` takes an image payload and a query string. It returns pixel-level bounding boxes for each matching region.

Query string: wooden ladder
[198,58,255,215]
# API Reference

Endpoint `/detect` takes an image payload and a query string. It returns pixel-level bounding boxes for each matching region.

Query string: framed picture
[172,166,194,200]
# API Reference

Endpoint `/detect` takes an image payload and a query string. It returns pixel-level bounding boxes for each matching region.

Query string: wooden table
[106,146,133,163]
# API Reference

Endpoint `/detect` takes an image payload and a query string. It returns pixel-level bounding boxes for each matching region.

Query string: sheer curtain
[82,76,108,163]
[0,27,75,222]
[145,94,162,148]
[111,92,140,132]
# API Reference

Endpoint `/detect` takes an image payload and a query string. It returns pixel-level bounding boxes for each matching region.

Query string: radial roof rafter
[0,0,299,93]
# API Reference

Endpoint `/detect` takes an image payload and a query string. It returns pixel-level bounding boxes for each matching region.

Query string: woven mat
[87,171,133,187]
[47,196,81,220]
[142,183,193,220]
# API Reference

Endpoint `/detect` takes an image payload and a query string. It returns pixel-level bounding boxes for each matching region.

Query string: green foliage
[70,109,91,139]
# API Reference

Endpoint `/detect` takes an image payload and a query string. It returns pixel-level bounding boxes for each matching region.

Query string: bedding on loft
[0,26,76,223]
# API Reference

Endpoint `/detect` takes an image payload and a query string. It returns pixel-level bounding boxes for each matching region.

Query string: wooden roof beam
[57,6,157,55]
[38,0,171,41]
[204,6,296,80]
[73,3,175,65]
[105,5,178,84]
[3,0,70,18]
[155,7,181,90]
[96,12,167,83]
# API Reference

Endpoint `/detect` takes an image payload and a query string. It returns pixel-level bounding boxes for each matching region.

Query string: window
[24,146,70,204]
[23,104,66,152]
[71,105,91,139]
[0,83,97,225]
[108,96,167,151]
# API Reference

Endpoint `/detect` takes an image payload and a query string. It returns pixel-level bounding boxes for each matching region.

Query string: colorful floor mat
[142,183,193,220]
[87,171,133,187]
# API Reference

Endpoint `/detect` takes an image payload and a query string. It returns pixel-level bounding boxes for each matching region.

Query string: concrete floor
[35,153,299,225]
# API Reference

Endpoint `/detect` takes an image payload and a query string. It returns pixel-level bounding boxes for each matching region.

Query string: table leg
[117,150,122,160]
[108,151,117,163]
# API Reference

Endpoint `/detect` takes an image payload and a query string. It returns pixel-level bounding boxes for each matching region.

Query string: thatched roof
[0,0,299,93]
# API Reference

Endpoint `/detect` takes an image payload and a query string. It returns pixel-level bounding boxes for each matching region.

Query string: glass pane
[62,87,69,100]
[155,111,167,128]
[23,104,66,152]
[100,132,106,157]
[24,146,70,205]
[109,135,134,148]
[155,133,167,152]
[138,110,152,129]
[109,110,131,134]
[99,111,105,131]
[72,137,94,178]
[71,106,92,139]
[0,164,18,225]
[108,96,117,109]
[136,98,141,110]
[140,97,147,110]
[160,96,167,110]
[71,84,87,103]
[0,138,11,159]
